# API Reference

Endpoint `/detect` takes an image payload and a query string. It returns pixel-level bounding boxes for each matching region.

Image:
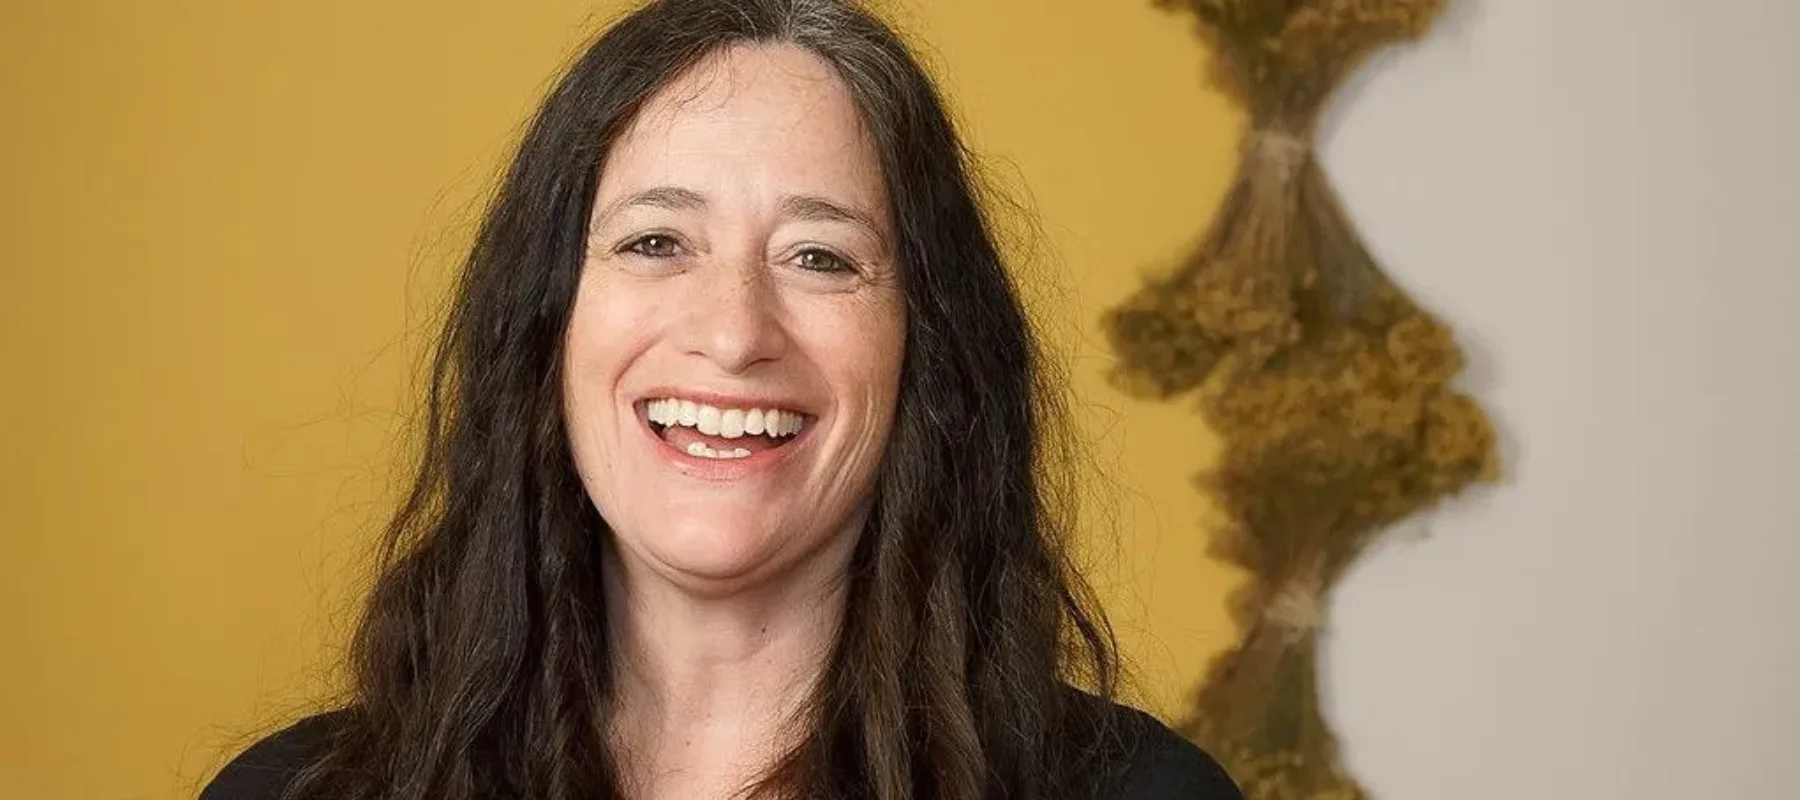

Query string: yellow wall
[0,2,1244,797]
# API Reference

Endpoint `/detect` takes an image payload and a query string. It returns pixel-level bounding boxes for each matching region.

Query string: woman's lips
[636,397,815,478]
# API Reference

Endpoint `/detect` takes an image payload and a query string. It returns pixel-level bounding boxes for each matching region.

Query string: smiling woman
[201,1,1239,799]
[566,47,907,599]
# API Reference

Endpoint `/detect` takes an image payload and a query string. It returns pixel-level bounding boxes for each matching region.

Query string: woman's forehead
[598,43,888,217]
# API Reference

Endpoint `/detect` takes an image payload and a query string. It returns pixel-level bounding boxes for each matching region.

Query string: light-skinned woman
[205,1,1241,798]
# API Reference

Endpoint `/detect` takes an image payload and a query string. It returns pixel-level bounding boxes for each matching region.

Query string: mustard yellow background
[0,1,1244,797]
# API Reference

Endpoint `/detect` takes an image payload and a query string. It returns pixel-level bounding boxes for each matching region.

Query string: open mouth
[643,398,811,461]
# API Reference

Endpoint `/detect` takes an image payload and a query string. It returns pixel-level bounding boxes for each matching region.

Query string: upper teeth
[645,399,805,439]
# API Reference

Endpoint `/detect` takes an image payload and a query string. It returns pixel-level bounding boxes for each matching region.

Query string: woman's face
[565,44,905,595]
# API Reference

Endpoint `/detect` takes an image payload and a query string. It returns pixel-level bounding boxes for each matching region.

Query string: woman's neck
[601,540,852,799]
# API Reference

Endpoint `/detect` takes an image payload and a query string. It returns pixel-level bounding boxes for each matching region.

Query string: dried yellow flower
[1104,1,1498,797]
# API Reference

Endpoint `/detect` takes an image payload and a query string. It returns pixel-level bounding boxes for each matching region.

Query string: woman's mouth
[643,398,810,460]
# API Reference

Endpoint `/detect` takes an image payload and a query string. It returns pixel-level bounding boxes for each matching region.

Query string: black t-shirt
[203,699,1240,800]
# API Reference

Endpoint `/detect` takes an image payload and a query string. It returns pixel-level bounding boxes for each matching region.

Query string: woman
[205,1,1240,798]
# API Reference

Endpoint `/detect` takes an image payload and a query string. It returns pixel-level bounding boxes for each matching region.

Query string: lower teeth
[686,441,753,460]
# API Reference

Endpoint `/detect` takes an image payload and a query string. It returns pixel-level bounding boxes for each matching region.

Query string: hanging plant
[1103,2,1500,798]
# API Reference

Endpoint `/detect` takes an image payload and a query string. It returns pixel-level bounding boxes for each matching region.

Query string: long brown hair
[285,1,1119,798]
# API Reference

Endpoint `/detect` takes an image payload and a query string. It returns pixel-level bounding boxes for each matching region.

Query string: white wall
[1317,1,1800,797]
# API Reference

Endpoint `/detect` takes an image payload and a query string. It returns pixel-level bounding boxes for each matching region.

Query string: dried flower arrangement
[1102,2,1500,798]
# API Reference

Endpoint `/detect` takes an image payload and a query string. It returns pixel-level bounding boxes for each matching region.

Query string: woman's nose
[678,258,790,374]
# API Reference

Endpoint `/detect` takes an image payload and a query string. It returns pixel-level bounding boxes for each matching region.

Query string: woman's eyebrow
[593,187,887,244]
[593,185,708,227]
[778,194,887,245]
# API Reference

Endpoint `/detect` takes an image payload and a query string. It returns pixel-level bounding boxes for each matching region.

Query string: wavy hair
[286,1,1118,798]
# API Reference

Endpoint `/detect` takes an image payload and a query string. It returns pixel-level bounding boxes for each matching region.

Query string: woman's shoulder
[1071,691,1242,800]
[201,710,347,800]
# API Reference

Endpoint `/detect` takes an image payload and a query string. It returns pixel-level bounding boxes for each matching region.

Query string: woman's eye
[625,234,681,258]
[795,248,853,274]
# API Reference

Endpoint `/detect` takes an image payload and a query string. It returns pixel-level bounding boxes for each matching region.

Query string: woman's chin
[600,492,870,598]
[621,518,811,595]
